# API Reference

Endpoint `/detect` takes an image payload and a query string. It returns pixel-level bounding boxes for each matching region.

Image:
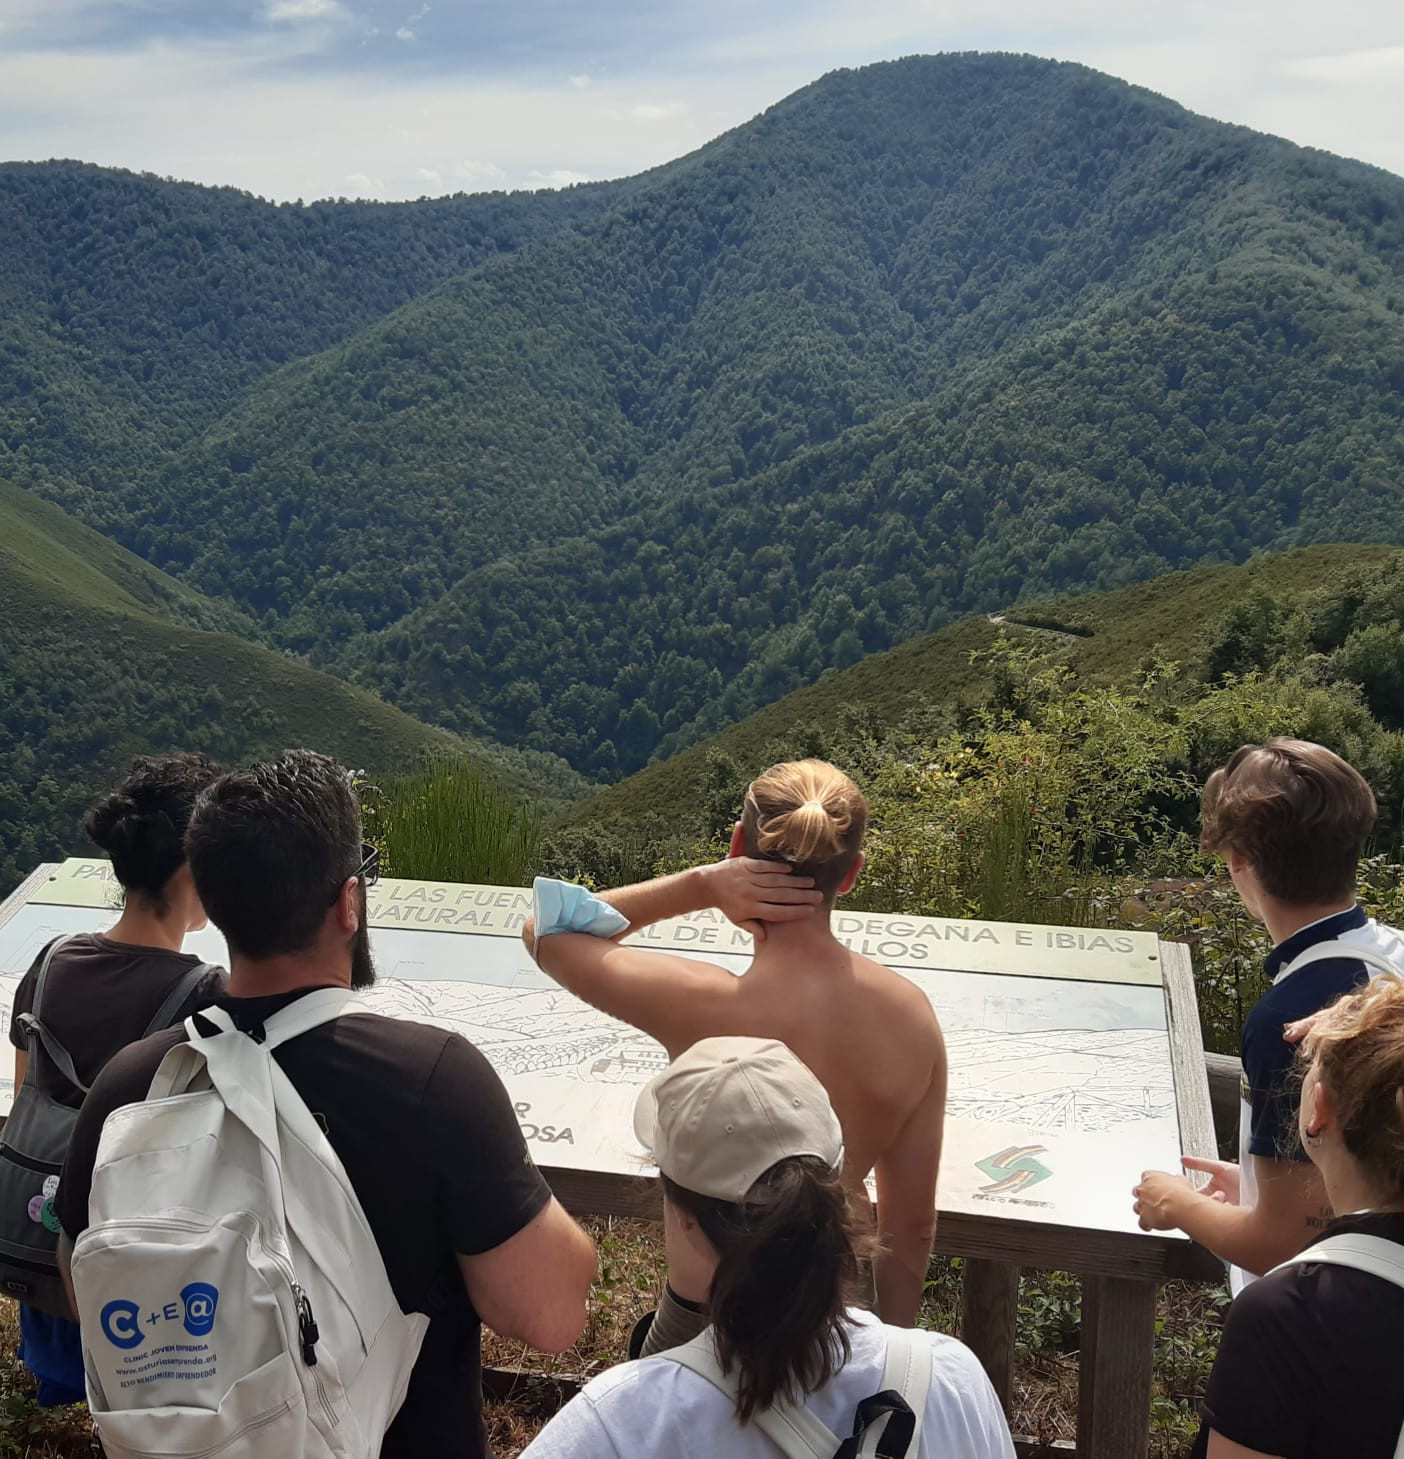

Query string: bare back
[659,939,944,1191]
[529,897,948,1324]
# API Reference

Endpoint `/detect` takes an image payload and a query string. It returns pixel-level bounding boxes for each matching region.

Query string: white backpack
[664,1324,932,1459]
[70,989,429,1459]
[1272,1234,1404,1458]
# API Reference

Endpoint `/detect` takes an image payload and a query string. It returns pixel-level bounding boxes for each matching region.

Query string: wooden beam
[960,1258,1020,1411]
[1076,1276,1158,1459]
[1162,942,1216,1166]
[1203,1052,1241,1150]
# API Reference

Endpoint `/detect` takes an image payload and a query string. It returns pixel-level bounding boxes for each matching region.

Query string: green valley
[0,479,587,892]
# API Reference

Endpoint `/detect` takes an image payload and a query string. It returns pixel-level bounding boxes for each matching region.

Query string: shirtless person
[523,759,947,1341]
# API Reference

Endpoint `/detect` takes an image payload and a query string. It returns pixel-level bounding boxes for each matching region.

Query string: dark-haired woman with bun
[521,1038,1013,1459]
[8,753,227,1406]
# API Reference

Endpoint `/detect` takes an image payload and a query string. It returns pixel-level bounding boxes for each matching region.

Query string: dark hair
[185,750,362,960]
[662,1156,870,1424]
[84,753,224,914]
[741,760,868,904]
[1199,738,1375,904]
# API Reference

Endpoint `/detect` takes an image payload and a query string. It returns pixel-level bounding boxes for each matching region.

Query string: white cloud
[342,171,384,196]
[457,159,508,185]
[264,0,346,22]
[629,101,686,122]
[415,166,441,185]
[1283,44,1404,83]
[1,0,1401,200]
[395,26,415,40]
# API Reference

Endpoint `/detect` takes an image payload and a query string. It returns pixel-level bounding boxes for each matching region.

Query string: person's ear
[1305,1076,1337,1138]
[728,822,746,859]
[836,852,865,898]
[333,878,361,937]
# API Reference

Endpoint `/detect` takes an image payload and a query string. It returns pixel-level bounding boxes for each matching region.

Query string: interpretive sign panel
[1,860,1184,1240]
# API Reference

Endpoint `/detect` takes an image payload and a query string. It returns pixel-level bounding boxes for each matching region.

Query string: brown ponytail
[662,1156,871,1424]
[742,760,868,901]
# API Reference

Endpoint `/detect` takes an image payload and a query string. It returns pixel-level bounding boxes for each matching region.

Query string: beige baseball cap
[633,1037,844,1203]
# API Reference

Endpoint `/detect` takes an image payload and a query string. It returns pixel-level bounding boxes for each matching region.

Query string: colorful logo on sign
[976,1144,1052,1195]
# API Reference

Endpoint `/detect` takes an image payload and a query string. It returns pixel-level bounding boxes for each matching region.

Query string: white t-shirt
[519,1309,1016,1459]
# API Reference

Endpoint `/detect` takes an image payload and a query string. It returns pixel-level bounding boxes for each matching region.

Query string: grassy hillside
[0,478,587,892]
[567,543,1399,828]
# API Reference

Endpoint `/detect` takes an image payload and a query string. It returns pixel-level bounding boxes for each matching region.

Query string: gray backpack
[0,937,214,1315]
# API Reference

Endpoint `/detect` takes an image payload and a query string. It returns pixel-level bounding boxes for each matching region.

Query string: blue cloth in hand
[532,877,629,940]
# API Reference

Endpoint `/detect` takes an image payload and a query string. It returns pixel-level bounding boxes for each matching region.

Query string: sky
[1,1,1402,202]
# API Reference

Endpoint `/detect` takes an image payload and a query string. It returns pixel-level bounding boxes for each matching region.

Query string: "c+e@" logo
[100,1283,220,1350]
[976,1144,1052,1195]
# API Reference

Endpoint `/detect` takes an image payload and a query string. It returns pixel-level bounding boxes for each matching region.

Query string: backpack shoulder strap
[260,987,370,1049]
[27,935,71,1024]
[141,963,220,1039]
[1281,941,1403,980]
[1272,1233,1404,1287]
[16,936,89,1095]
[834,1326,926,1459]
[663,1334,841,1459]
[873,1327,931,1451]
[1269,1236,1404,1459]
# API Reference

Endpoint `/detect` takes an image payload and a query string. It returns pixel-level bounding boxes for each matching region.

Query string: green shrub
[371,759,542,886]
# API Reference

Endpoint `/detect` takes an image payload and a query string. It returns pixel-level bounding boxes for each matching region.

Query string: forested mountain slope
[564,543,1401,831]
[0,161,628,507]
[4,55,1403,780]
[0,479,586,893]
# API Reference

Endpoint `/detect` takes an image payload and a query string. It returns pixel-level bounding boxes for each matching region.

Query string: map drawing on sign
[1,862,1188,1236]
[363,976,668,1084]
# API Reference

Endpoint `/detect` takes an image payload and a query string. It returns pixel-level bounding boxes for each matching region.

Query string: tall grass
[373,759,543,886]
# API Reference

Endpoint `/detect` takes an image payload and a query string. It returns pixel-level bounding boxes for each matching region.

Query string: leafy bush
[371,759,542,886]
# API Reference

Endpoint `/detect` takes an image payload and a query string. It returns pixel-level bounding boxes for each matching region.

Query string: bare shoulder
[854,952,941,1025]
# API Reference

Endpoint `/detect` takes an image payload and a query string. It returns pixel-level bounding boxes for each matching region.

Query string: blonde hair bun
[743,760,867,869]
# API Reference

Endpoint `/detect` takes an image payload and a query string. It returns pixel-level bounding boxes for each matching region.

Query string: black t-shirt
[1194,1211,1404,1458]
[58,989,553,1459]
[9,934,226,1103]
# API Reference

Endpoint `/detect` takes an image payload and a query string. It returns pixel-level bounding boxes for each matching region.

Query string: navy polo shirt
[1240,906,1372,1163]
